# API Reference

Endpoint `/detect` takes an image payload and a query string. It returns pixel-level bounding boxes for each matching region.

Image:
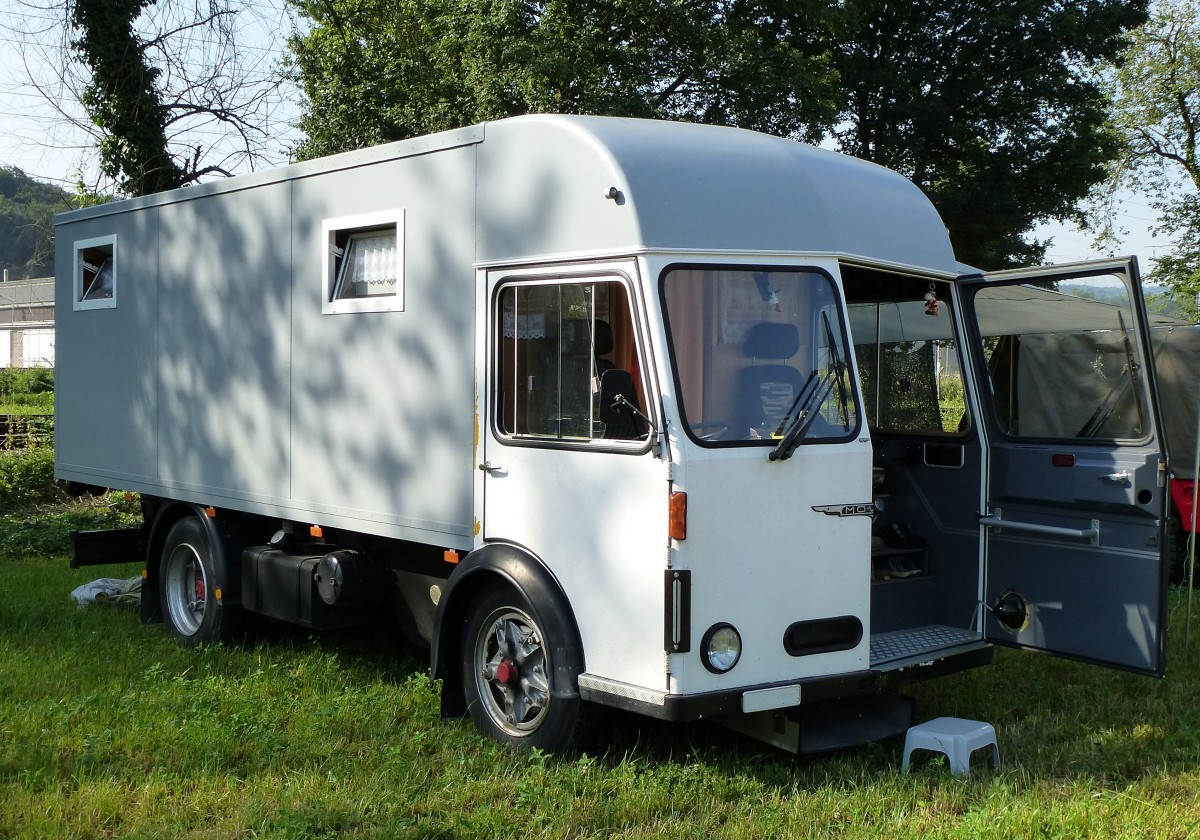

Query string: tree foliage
[0,167,72,280]
[833,0,1148,269]
[287,0,842,160]
[1101,0,1200,312]
[287,0,1147,269]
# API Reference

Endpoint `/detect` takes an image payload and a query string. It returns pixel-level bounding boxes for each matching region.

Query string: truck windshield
[661,267,859,446]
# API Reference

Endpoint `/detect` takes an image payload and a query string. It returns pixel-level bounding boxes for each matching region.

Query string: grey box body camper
[56,129,484,546]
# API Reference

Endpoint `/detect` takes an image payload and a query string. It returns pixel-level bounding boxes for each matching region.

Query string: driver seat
[737,322,804,436]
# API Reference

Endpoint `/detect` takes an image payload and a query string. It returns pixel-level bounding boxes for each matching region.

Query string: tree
[5,1,296,197]
[286,1,1148,269]
[69,0,187,194]
[1100,0,1200,313]
[832,0,1149,269]
[286,0,843,161]
[0,167,73,279]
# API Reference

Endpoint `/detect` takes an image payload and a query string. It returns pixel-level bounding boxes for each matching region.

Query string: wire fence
[0,414,53,450]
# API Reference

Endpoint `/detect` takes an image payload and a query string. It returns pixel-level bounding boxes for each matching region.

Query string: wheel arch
[432,542,584,718]
[142,499,236,624]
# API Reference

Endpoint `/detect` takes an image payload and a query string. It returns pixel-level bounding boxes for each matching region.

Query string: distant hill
[1060,282,1194,320]
[0,167,74,280]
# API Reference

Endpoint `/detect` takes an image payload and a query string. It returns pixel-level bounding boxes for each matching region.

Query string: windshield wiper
[770,370,818,438]
[769,313,850,462]
[770,373,834,462]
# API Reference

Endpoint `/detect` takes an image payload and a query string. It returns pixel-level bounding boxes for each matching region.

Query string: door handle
[1099,471,1132,485]
[478,462,504,476]
[980,509,1100,545]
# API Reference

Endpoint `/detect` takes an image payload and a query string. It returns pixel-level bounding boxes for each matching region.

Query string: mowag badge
[812,503,877,518]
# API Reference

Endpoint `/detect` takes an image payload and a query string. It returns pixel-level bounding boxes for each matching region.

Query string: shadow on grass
[225,612,850,776]
[20,545,1200,795]
[188,581,1200,788]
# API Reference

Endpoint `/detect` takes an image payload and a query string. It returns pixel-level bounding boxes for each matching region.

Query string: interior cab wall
[841,265,983,640]
[869,434,983,633]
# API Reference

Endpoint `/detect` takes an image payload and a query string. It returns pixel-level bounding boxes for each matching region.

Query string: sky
[0,0,303,189]
[0,0,1176,275]
[1036,199,1175,269]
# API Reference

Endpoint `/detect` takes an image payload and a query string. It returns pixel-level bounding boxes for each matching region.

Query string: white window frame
[73,234,117,311]
[321,209,405,315]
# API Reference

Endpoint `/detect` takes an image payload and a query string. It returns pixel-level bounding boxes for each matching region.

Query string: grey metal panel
[288,146,477,540]
[476,116,639,261]
[156,181,293,500]
[55,210,159,484]
[478,116,959,273]
[54,124,486,225]
[982,519,1163,672]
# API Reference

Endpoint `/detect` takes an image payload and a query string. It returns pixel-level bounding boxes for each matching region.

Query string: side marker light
[669,491,687,540]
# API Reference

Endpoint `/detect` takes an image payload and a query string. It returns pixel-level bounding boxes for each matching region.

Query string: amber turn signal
[669,491,687,541]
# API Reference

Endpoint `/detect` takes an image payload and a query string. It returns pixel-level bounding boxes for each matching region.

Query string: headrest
[743,322,800,359]
[557,318,615,356]
[593,320,614,356]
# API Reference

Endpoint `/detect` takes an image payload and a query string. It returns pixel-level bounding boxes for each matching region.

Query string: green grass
[5,522,1200,838]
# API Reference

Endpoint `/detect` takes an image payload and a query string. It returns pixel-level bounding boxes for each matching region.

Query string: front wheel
[461,587,587,751]
[160,516,241,646]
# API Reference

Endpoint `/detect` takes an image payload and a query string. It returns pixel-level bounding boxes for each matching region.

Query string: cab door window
[969,276,1150,441]
[495,279,648,443]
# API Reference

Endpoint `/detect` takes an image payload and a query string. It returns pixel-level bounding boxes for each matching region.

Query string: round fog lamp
[701,623,742,673]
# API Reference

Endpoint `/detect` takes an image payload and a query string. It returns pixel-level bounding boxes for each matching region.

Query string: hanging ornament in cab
[924,283,940,317]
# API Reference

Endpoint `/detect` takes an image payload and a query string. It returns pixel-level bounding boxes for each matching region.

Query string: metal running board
[870,624,979,667]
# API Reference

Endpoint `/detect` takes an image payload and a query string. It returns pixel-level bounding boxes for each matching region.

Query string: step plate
[871,624,978,666]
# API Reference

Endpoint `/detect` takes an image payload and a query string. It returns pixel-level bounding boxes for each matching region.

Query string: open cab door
[960,258,1168,675]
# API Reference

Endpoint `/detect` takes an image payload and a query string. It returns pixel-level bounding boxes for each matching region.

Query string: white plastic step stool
[902,717,999,776]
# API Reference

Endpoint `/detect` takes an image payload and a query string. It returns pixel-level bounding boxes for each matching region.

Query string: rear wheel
[461,587,587,751]
[160,516,240,646]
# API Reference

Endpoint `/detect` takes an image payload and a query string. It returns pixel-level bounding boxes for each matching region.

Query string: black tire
[159,516,241,646]
[460,586,587,751]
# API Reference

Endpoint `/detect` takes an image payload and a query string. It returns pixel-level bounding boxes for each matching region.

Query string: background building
[0,274,54,367]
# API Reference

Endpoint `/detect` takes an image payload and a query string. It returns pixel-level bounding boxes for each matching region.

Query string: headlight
[701,623,741,673]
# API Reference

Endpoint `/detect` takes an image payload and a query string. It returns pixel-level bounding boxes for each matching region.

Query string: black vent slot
[783,616,863,657]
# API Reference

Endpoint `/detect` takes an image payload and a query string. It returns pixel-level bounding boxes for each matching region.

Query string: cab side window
[496,279,647,443]
[970,277,1149,441]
